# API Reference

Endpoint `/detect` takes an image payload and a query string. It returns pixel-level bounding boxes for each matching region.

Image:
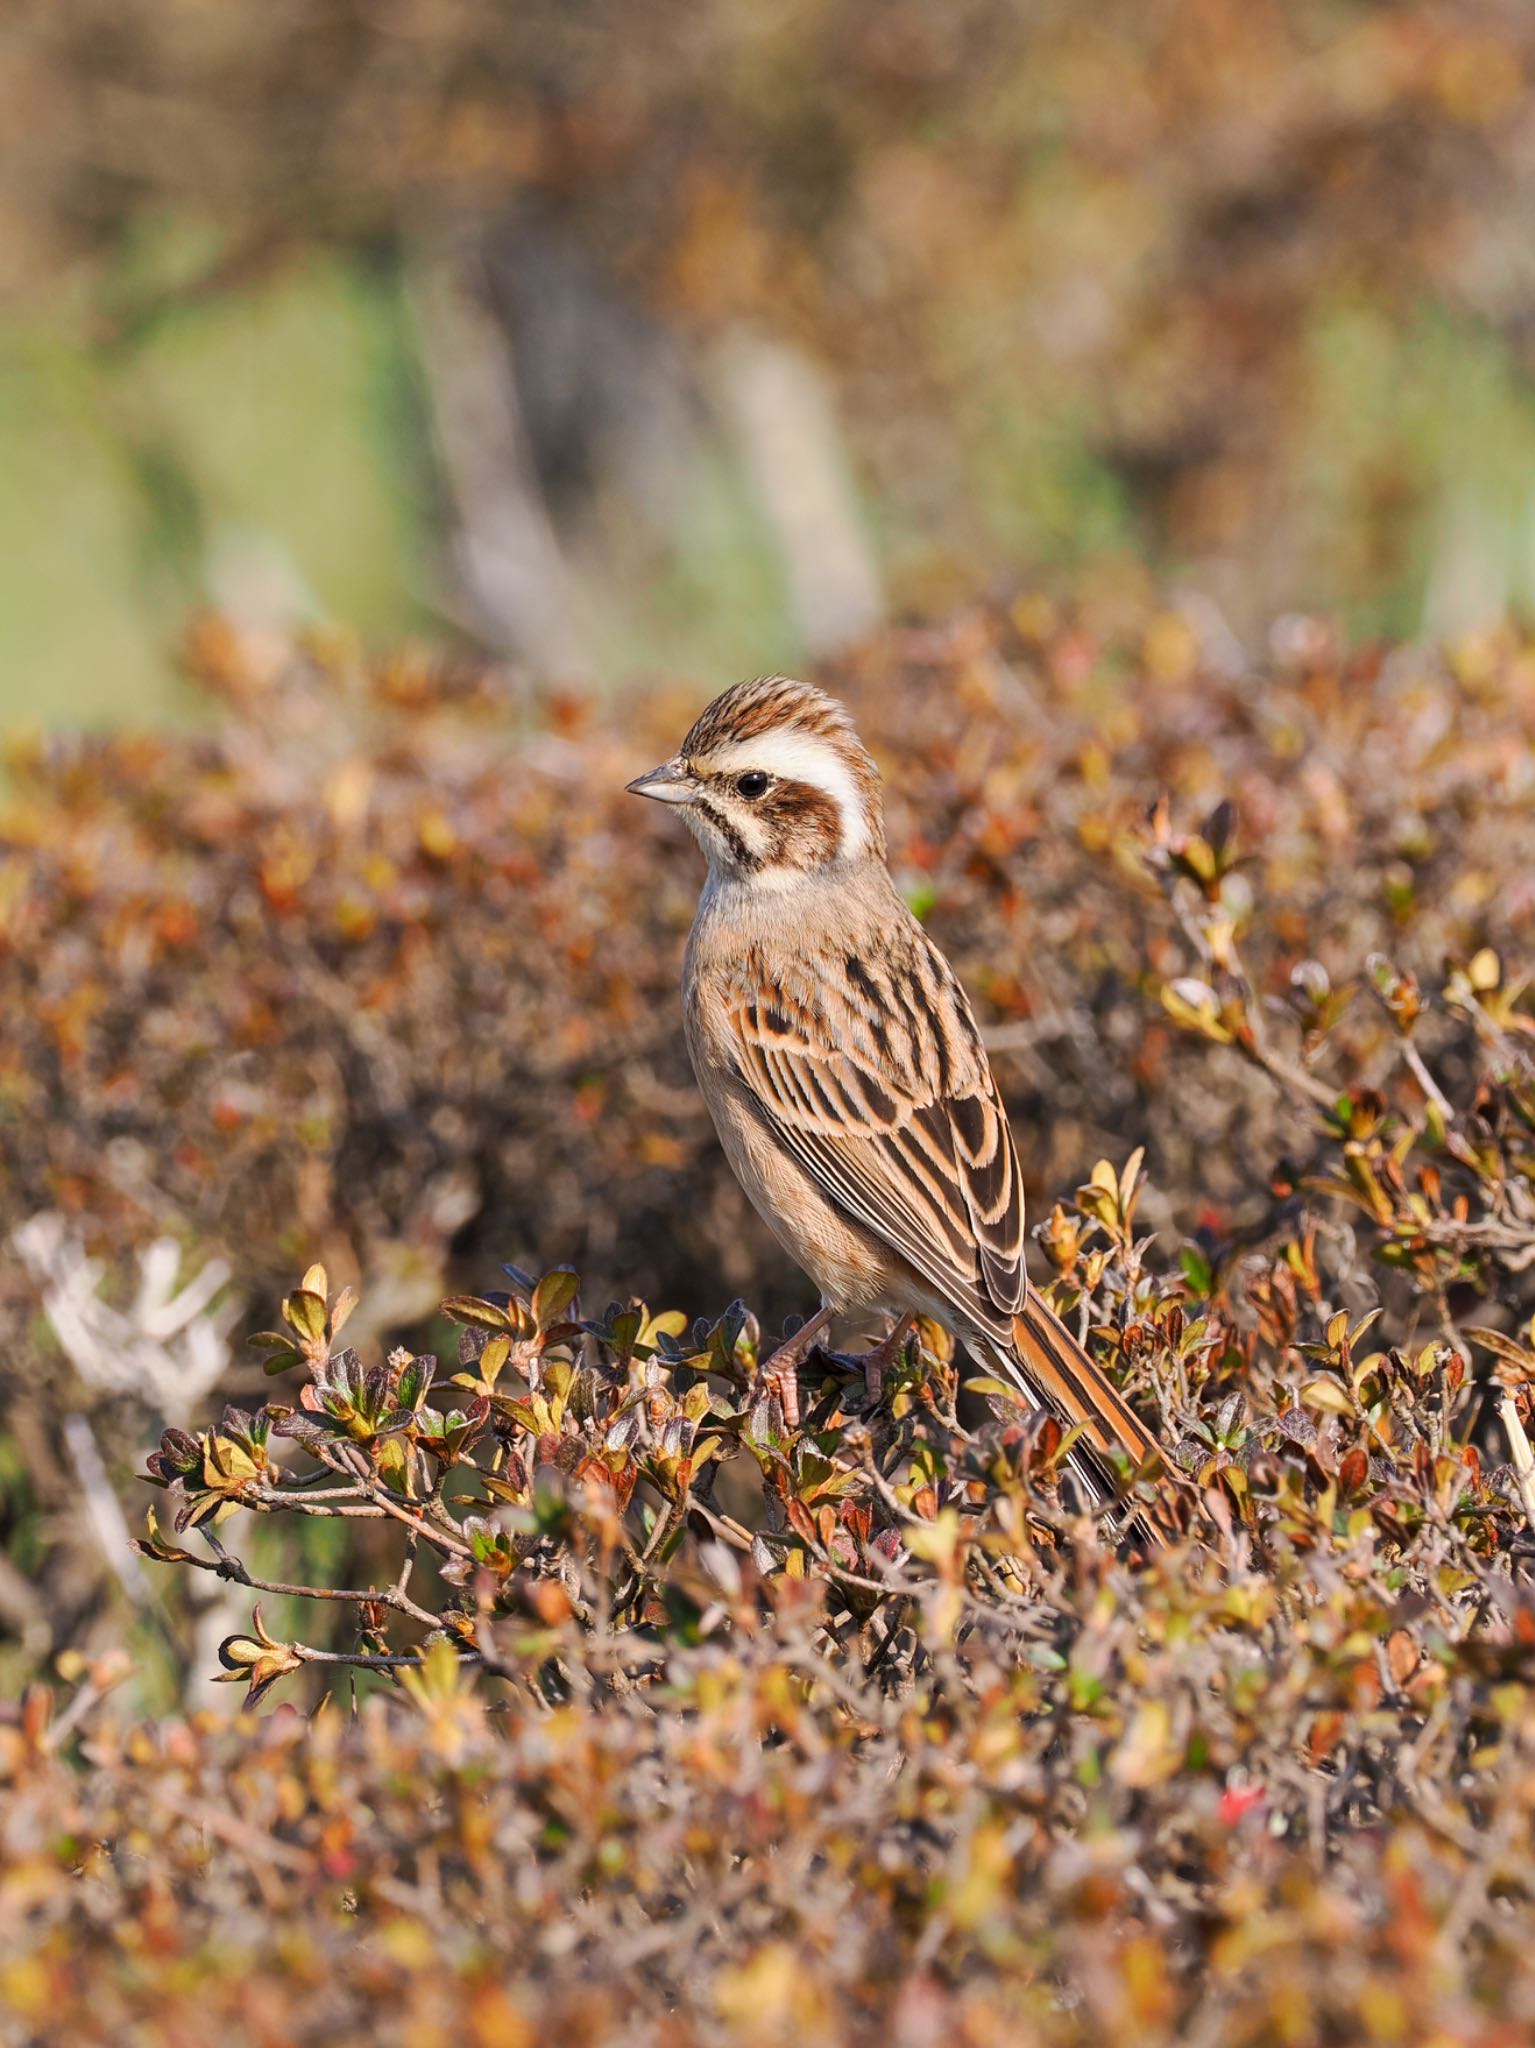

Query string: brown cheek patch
[765,783,843,864]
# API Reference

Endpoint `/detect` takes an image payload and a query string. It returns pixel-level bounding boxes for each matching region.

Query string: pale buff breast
[682,943,902,1316]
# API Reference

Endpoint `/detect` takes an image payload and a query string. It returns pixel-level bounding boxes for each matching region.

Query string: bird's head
[627,676,886,884]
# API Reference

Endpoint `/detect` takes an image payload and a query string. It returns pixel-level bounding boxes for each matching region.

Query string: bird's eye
[734,771,770,800]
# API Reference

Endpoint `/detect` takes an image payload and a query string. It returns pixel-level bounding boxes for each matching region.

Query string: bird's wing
[723,926,1025,1332]
[721,919,1174,1534]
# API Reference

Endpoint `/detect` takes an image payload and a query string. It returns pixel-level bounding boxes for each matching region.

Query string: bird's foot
[760,1305,834,1429]
[862,1313,914,1407]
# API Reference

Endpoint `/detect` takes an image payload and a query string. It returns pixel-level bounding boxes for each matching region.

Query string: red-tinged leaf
[1218,1783,1265,1827]
[1338,1447,1369,1495]
[1307,1710,1345,1764]
[1387,1631,1420,1685]
[1351,1658,1384,1710]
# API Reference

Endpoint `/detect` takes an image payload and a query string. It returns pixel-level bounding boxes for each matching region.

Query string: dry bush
[4,602,1535,1315]
[4,601,1535,1665]
[5,600,1535,2039]
[6,1049,1535,2041]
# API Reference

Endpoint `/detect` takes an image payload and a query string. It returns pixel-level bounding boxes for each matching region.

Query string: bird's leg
[862,1312,914,1406]
[760,1304,834,1429]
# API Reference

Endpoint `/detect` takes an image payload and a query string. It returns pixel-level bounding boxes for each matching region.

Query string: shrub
[4,605,1534,1321]
[6,601,1535,2038]
[5,601,1535,1678]
[8,1028,1535,2039]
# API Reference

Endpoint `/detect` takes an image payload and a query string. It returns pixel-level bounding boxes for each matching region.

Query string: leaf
[202,1436,258,1490]
[330,1285,359,1338]
[1161,978,1235,1045]
[282,1289,328,1346]
[441,1296,516,1334]
[967,1375,1030,1407]
[1469,947,1502,993]
[1179,1246,1214,1296]
[1338,1447,1370,1494]
[1300,1377,1355,1416]
[1119,1145,1146,1214]
[214,1610,303,1706]
[474,1335,510,1389]
[1386,1631,1420,1685]
[397,1359,433,1409]
[1113,1699,1181,1787]
[271,1412,333,1449]
[301,1262,329,1298]
[1467,1328,1535,1368]
[133,1505,199,1567]
[532,1268,580,1332]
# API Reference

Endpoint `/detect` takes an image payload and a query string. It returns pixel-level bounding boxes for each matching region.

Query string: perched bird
[628,676,1172,1536]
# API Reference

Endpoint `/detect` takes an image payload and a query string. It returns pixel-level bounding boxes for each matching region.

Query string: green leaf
[397,1353,437,1409]
[1179,1246,1214,1295]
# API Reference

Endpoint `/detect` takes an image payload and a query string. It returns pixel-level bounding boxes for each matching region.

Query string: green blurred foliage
[4,0,1535,719]
[0,252,430,723]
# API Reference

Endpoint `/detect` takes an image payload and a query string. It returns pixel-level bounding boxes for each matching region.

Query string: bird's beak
[625,758,699,805]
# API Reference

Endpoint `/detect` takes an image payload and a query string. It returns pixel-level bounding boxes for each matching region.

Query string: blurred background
[5,0,1535,725]
[6,0,1535,1707]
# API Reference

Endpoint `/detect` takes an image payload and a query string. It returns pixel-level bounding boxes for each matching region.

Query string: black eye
[735,771,770,800]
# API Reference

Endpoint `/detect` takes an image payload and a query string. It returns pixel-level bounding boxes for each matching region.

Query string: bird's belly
[705,1083,898,1316]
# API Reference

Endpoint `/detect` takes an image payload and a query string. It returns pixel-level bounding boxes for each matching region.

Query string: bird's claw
[760,1305,834,1429]
[862,1313,914,1406]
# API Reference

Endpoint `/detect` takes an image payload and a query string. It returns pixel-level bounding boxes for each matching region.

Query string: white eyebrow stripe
[708,731,870,859]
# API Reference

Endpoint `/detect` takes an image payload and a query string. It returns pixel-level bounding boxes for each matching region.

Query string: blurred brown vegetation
[6,0,1535,715]
[3,596,1535,2038]
[4,599,1534,1339]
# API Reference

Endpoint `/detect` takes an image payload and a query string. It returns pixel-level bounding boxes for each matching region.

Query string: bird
[627,674,1175,1539]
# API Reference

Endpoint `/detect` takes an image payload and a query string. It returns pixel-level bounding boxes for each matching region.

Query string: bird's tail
[974,1292,1179,1546]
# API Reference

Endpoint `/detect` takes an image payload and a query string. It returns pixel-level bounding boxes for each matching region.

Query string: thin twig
[315,1447,474,1558]
[195,1531,441,1628]
[292,1643,482,1671]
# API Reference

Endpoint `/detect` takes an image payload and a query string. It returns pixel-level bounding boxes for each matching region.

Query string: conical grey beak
[626,759,699,805]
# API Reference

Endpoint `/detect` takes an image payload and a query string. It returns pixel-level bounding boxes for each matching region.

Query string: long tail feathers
[978,1294,1181,1547]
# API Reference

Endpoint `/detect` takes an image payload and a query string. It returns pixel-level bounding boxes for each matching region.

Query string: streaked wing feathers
[727,932,1025,1329]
